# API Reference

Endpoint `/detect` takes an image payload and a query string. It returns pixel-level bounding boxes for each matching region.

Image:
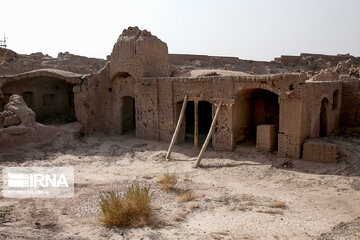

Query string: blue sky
[2,0,360,60]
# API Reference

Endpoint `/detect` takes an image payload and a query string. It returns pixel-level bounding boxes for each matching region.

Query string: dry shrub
[236,205,250,211]
[266,201,286,209]
[173,215,184,221]
[188,203,200,210]
[257,209,284,215]
[98,184,152,227]
[177,189,196,203]
[149,216,169,229]
[210,233,223,240]
[173,210,187,221]
[217,231,230,236]
[157,172,177,190]
[238,194,254,200]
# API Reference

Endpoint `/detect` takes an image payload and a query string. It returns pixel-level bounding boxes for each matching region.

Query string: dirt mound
[169,53,360,77]
[317,217,360,240]
[0,48,106,75]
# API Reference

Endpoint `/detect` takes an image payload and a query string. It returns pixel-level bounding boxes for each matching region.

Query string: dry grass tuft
[98,184,152,227]
[210,234,223,240]
[177,189,196,203]
[216,231,230,236]
[173,211,187,221]
[236,205,250,211]
[243,235,259,240]
[238,194,254,200]
[149,216,169,229]
[266,201,286,209]
[257,209,284,215]
[188,203,200,210]
[142,174,153,179]
[157,172,177,190]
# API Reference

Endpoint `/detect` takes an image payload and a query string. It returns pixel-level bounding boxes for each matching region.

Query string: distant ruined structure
[1,26,360,162]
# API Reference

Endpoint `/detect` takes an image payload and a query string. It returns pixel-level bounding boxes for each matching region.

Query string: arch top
[0,68,83,88]
[234,87,280,98]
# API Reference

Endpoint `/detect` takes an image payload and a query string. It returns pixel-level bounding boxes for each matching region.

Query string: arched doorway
[122,96,135,134]
[2,76,76,124]
[234,88,279,149]
[320,98,328,137]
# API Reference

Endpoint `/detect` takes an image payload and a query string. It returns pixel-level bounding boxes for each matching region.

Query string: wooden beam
[194,100,198,147]
[166,95,188,160]
[195,100,223,167]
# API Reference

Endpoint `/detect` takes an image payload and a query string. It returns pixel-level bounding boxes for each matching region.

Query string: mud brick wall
[110,27,168,80]
[278,100,307,159]
[303,141,337,163]
[136,78,159,139]
[256,124,276,152]
[302,82,342,138]
[340,80,360,126]
[212,103,234,151]
[277,133,302,159]
[157,79,174,141]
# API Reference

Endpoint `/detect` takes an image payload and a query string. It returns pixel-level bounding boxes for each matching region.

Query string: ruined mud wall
[0,95,58,147]
[77,26,346,161]
[303,81,342,137]
[2,76,75,122]
[232,73,308,159]
[75,63,112,133]
[0,48,106,75]
[340,80,360,126]
[110,27,169,79]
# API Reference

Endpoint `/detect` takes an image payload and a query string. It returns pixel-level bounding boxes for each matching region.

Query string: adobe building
[1,26,359,161]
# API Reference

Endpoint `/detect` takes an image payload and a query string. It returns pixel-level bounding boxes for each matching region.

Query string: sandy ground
[0,123,360,240]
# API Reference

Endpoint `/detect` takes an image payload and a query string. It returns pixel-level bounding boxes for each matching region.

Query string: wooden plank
[195,100,223,167]
[194,101,198,147]
[165,95,188,160]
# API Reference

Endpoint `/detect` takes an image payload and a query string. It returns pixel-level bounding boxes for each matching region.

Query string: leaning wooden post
[166,95,188,160]
[195,100,223,168]
[194,100,198,147]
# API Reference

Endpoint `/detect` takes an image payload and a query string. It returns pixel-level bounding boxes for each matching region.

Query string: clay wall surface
[302,81,342,138]
[340,80,360,126]
[303,140,338,163]
[75,63,111,134]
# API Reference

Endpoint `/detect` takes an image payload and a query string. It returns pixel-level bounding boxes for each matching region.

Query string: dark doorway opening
[21,91,34,109]
[234,88,279,148]
[320,98,328,137]
[185,101,212,146]
[122,96,136,134]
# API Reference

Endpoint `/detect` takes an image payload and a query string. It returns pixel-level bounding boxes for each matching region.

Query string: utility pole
[0,34,7,48]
